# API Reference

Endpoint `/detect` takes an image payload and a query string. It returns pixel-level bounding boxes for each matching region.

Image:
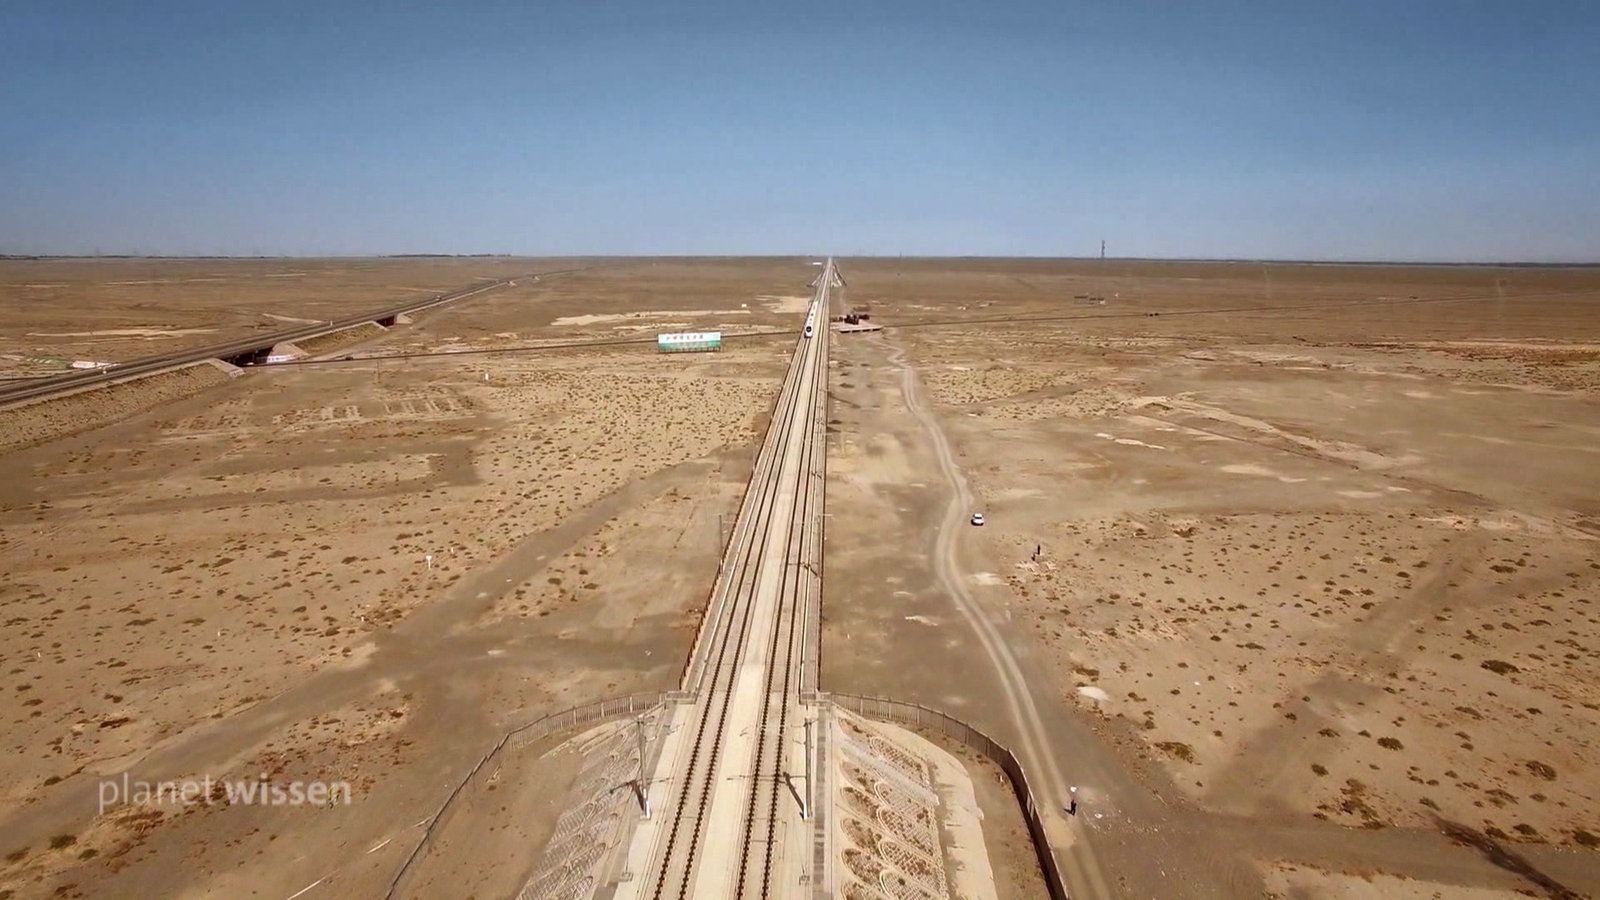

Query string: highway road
[612,259,833,899]
[0,264,602,408]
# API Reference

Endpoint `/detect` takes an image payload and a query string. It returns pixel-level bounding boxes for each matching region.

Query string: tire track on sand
[886,340,1114,899]
[886,336,1262,898]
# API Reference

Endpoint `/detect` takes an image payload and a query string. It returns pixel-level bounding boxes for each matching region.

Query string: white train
[803,309,817,338]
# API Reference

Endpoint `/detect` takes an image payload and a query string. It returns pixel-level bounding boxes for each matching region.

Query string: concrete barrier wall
[826,692,1071,900]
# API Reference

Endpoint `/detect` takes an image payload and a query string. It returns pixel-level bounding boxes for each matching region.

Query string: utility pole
[1100,239,1106,260]
[807,512,832,577]
[634,714,651,819]
[716,513,725,573]
[802,717,814,820]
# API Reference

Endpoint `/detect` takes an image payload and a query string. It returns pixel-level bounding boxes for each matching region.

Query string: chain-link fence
[826,692,1070,900]
[387,690,1068,899]
[384,691,672,899]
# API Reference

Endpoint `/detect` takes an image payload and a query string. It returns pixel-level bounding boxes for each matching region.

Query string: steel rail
[735,291,827,897]
[649,307,820,898]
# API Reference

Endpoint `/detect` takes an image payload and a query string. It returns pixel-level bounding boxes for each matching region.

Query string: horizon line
[3,249,1600,267]
[3,253,1599,269]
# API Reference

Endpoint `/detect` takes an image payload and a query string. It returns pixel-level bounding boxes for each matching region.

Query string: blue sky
[2,1,1597,259]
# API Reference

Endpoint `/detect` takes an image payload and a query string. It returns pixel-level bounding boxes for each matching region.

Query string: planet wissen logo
[97,773,353,814]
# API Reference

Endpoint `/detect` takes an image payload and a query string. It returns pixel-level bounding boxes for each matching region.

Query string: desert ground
[820,259,1600,897]
[0,258,808,897]
[0,257,576,375]
[2,256,1598,899]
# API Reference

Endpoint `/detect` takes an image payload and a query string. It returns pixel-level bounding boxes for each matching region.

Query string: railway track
[736,288,826,898]
[640,259,833,898]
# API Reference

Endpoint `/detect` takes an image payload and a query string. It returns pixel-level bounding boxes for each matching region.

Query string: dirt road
[888,336,1258,897]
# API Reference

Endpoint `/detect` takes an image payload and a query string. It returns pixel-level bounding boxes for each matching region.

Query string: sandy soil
[0,257,579,373]
[820,258,1600,898]
[0,360,241,453]
[6,256,1597,899]
[1262,863,1523,899]
[0,259,804,898]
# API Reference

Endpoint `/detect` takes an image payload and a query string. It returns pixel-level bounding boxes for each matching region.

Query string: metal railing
[384,691,671,899]
[824,692,1070,900]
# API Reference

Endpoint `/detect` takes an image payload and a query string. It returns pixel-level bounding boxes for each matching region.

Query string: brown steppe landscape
[821,259,1600,898]
[1,256,1598,898]
[0,257,574,374]
[0,258,801,897]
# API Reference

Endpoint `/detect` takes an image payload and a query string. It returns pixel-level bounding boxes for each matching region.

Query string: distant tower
[1100,240,1106,260]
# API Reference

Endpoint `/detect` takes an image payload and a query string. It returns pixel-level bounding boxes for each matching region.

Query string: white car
[970,513,984,526]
